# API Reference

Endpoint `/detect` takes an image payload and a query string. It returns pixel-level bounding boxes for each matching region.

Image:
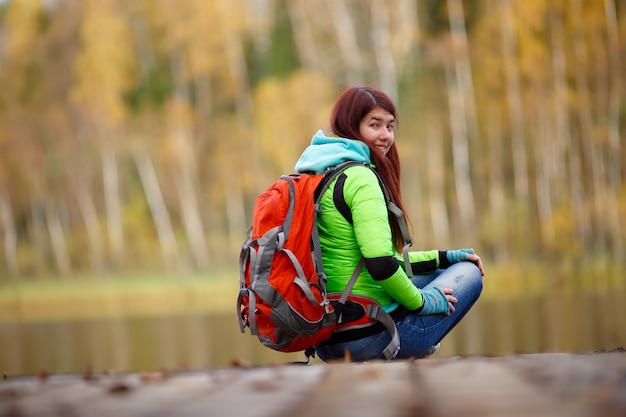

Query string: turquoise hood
[295,130,371,174]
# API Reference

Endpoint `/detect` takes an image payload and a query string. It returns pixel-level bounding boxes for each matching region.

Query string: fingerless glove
[418,287,450,315]
[446,248,474,264]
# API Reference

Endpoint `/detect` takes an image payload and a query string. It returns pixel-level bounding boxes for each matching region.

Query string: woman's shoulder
[341,163,376,177]
[341,164,379,184]
[340,164,384,197]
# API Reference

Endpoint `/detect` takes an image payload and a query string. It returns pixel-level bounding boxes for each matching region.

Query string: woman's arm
[344,166,424,310]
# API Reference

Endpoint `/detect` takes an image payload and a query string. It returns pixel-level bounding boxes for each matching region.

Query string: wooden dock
[1,350,624,417]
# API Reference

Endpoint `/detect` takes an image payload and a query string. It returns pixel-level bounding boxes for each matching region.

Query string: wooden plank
[0,352,624,417]
[169,364,328,417]
[503,352,626,414]
[292,361,431,417]
[0,376,105,417]
[418,357,585,417]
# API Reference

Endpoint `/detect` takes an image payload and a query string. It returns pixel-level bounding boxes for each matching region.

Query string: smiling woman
[292,85,484,362]
[358,108,395,156]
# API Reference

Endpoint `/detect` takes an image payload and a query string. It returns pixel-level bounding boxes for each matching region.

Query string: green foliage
[420,0,482,35]
[123,61,173,113]
[264,0,300,79]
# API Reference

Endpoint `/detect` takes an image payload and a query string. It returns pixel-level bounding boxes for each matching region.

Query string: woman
[294,85,484,361]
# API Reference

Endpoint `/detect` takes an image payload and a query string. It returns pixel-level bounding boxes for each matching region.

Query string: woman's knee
[450,261,483,294]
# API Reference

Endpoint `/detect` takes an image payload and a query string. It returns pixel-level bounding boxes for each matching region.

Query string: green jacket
[295,131,445,312]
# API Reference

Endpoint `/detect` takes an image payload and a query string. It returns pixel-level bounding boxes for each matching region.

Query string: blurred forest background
[0,0,625,374]
[0,0,625,276]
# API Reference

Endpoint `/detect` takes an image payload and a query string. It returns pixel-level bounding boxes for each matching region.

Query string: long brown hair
[329,85,411,252]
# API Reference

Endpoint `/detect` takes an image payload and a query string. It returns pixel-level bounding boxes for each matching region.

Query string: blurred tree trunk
[571,0,604,251]
[534,85,556,247]
[217,0,256,245]
[174,127,210,270]
[134,152,180,271]
[221,159,247,249]
[287,0,318,71]
[446,0,477,242]
[101,141,125,269]
[444,60,476,242]
[370,0,398,101]
[447,0,479,141]
[426,122,450,248]
[217,0,254,130]
[605,0,622,191]
[498,0,529,203]
[524,6,552,248]
[30,200,48,272]
[551,8,589,249]
[326,0,364,84]
[485,101,508,262]
[190,76,217,259]
[0,189,18,275]
[168,52,210,271]
[247,0,273,56]
[73,0,134,271]
[446,0,482,352]
[604,0,624,260]
[46,200,71,276]
[76,178,106,273]
[396,0,420,63]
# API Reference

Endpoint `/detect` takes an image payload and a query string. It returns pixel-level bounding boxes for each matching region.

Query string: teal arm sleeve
[418,287,450,315]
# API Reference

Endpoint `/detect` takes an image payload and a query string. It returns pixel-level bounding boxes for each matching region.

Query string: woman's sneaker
[423,343,441,358]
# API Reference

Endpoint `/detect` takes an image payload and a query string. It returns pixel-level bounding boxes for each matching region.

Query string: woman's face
[358,107,395,156]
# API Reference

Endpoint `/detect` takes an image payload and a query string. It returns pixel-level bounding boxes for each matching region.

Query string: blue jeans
[314,261,483,361]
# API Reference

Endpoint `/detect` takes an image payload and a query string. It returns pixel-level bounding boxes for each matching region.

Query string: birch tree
[216,0,258,246]
[75,177,106,273]
[149,1,211,270]
[326,0,365,84]
[534,85,556,247]
[511,0,557,248]
[498,0,529,203]
[604,0,624,260]
[1,0,48,274]
[485,100,508,262]
[370,0,398,101]
[447,0,479,142]
[445,0,477,241]
[134,152,180,271]
[0,189,18,276]
[426,123,451,248]
[571,0,604,251]
[45,200,71,276]
[72,0,135,270]
[287,0,319,71]
[551,7,589,250]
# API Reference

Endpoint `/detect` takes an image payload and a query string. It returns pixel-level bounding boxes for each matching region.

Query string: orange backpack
[237,162,410,361]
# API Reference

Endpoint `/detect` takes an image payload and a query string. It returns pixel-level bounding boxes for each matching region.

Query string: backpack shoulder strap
[331,163,414,278]
[308,161,364,280]
[313,161,366,204]
[313,161,369,224]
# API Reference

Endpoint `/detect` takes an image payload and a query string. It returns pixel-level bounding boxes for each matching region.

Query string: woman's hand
[466,253,485,276]
[418,287,457,315]
[440,288,457,314]
[446,248,485,276]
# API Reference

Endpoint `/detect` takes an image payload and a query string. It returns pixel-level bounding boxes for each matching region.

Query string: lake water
[1,292,624,376]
